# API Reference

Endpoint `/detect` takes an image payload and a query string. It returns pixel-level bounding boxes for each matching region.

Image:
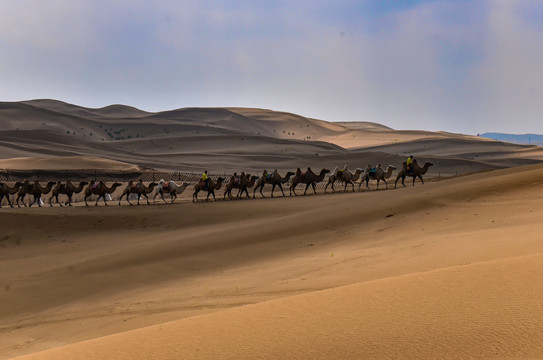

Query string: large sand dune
[3,163,543,359]
[2,99,543,174]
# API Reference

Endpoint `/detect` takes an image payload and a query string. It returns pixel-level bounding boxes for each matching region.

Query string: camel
[223,173,258,200]
[289,167,330,196]
[15,180,32,207]
[368,164,396,190]
[0,181,23,208]
[84,181,123,206]
[118,180,158,205]
[324,166,363,193]
[395,159,434,188]
[355,164,373,191]
[253,170,295,198]
[49,180,88,206]
[154,179,190,204]
[26,180,56,207]
[192,176,225,202]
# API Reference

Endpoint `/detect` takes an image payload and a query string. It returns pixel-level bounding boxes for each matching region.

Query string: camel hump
[163,181,170,188]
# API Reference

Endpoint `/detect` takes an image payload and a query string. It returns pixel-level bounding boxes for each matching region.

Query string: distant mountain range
[480,133,543,146]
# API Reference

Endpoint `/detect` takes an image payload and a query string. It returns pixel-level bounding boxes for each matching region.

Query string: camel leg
[303,183,310,195]
[278,184,285,197]
[259,185,265,198]
[85,195,89,206]
[193,190,198,202]
[311,182,317,195]
[95,196,101,206]
[4,195,13,208]
[270,184,276,197]
[103,196,108,206]
[160,191,168,204]
[170,192,176,204]
[56,194,63,206]
[212,190,217,201]
[419,175,424,185]
[66,194,73,206]
[290,184,297,196]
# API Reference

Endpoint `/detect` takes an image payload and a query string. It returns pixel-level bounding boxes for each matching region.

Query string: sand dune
[3,163,543,359]
[2,99,543,174]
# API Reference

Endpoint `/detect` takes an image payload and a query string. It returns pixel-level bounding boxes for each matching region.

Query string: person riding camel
[406,155,414,174]
[201,170,209,190]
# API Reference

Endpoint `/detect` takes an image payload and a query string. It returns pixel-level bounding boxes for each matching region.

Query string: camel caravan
[0,157,434,208]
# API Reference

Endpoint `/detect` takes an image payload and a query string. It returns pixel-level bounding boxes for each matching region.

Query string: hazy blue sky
[1,0,542,134]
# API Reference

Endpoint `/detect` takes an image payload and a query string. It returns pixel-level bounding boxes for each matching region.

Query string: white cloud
[1,1,542,133]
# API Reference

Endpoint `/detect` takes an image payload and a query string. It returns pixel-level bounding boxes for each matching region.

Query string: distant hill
[480,133,543,146]
[1,99,543,174]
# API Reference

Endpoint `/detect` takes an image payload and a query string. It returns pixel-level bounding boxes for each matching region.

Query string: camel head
[149,182,158,188]
[112,182,122,188]
[182,181,190,187]
[81,181,89,186]
[217,177,225,182]
[286,171,295,177]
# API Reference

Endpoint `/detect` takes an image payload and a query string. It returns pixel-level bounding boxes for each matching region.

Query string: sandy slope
[2,99,543,173]
[3,164,543,359]
[0,156,143,171]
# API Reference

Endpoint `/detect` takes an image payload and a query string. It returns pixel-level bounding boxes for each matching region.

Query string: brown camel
[253,170,295,198]
[84,181,123,206]
[368,164,396,190]
[154,179,191,204]
[49,180,88,206]
[224,173,258,200]
[118,180,158,205]
[324,166,363,193]
[395,159,434,188]
[15,180,32,207]
[356,164,373,191]
[26,180,56,207]
[289,167,330,196]
[0,181,23,208]
[193,176,225,202]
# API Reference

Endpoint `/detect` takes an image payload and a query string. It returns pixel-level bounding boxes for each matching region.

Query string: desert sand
[1,163,543,359]
[2,100,543,359]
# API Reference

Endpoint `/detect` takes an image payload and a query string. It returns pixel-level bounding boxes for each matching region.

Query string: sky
[1,0,542,135]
